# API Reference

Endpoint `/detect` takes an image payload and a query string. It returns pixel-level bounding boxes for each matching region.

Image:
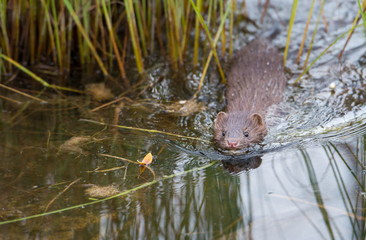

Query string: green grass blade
[63,0,108,75]
[219,0,226,56]
[29,0,36,64]
[229,0,235,57]
[189,0,226,84]
[296,0,315,64]
[0,53,83,93]
[134,0,147,56]
[357,0,366,33]
[0,54,1,80]
[124,0,145,73]
[193,0,202,65]
[302,0,326,70]
[41,0,61,70]
[283,0,299,66]
[101,0,126,79]
[0,0,10,72]
[192,0,231,98]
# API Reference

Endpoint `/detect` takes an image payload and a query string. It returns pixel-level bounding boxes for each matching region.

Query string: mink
[214,39,286,150]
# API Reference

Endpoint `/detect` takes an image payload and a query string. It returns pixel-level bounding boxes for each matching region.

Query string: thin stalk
[107,2,115,69]
[0,48,2,79]
[193,0,231,98]
[319,0,328,32]
[204,0,214,56]
[330,142,365,191]
[63,0,108,75]
[80,118,210,143]
[260,0,270,23]
[0,0,11,71]
[124,0,145,73]
[283,0,299,66]
[0,54,83,93]
[36,1,48,63]
[149,0,156,53]
[134,0,147,56]
[294,25,362,84]
[357,0,366,33]
[66,4,72,72]
[59,1,67,72]
[92,0,101,66]
[74,1,85,66]
[229,0,235,57]
[190,0,226,83]
[101,0,126,79]
[84,0,92,65]
[303,0,325,70]
[0,83,44,102]
[181,0,192,56]
[155,0,166,57]
[338,9,361,59]
[29,0,36,64]
[219,0,226,56]
[325,145,360,235]
[49,0,63,72]
[301,149,335,240]
[11,0,21,65]
[171,0,184,64]
[296,0,315,65]
[212,0,218,30]
[193,0,202,65]
[162,0,177,68]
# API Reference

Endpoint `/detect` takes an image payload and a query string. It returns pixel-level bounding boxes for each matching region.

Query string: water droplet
[329,82,336,89]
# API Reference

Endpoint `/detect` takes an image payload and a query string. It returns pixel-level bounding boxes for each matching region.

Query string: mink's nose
[227,140,238,148]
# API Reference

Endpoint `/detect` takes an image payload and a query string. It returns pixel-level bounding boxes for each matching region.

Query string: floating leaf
[137,152,153,165]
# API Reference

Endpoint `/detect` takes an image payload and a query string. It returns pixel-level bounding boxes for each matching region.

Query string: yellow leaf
[137,152,153,165]
[139,165,146,175]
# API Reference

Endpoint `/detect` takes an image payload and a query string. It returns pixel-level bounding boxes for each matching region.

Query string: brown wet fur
[214,39,286,150]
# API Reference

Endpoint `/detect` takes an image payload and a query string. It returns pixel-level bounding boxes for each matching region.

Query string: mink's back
[226,39,286,113]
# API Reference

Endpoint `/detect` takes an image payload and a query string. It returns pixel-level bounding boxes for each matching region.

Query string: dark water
[1,1,366,239]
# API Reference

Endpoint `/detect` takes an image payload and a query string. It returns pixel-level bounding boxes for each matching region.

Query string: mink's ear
[250,113,264,127]
[214,112,228,128]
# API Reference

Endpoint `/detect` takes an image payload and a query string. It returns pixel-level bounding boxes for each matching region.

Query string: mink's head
[214,112,267,150]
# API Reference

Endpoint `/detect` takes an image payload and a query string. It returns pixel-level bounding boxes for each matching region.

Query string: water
[1,0,366,239]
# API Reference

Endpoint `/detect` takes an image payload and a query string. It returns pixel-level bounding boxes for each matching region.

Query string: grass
[0,0,238,83]
[0,0,364,90]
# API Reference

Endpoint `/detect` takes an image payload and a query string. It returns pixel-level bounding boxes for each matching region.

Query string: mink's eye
[244,131,249,137]
[222,131,226,137]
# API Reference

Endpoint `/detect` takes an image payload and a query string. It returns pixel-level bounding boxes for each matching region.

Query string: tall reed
[1,1,362,89]
[0,0,237,85]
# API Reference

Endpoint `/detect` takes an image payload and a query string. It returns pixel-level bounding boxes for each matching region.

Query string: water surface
[1,0,366,239]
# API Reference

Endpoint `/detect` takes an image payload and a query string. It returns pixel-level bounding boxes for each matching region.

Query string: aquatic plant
[0,0,237,81]
[0,0,364,93]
